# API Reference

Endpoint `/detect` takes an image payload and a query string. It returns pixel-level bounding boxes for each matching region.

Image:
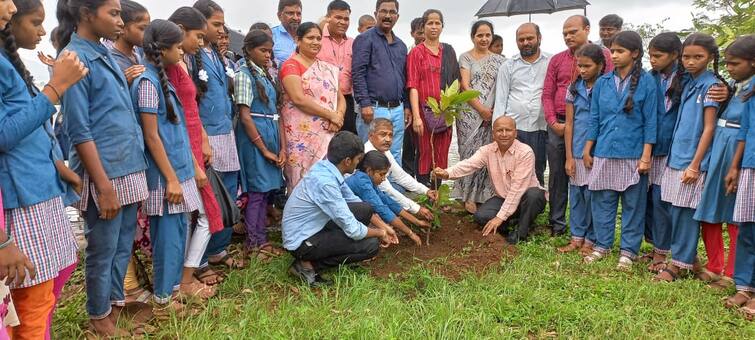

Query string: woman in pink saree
[280,22,346,192]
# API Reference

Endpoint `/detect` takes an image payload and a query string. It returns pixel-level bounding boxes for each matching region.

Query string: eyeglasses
[377,9,398,16]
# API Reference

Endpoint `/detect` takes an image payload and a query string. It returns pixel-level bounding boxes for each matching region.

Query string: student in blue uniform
[722,34,755,316]
[559,44,606,256]
[234,29,287,260]
[655,33,728,282]
[191,0,243,270]
[346,151,430,247]
[56,0,150,336]
[131,19,209,313]
[0,0,86,337]
[582,31,658,271]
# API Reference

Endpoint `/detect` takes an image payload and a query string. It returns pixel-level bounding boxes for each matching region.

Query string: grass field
[52,209,755,339]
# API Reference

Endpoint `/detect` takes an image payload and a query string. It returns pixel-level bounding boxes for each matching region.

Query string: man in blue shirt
[272,0,301,66]
[282,132,397,287]
[352,0,409,166]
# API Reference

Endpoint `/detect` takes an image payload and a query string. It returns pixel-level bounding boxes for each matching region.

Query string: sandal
[179,281,216,301]
[724,291,752,309]
[653,267,680,282]
[245,248,274,262]
[740,298,755,321]
[579,243,593,257]
[616,256,634,271]
[258,243,285,257]
[151,299,187,320]
[557,240,583,254]
[708,276,735,291]
[209,253,245,269]
[695,268,720,283]
[638,251,654,263]
[583,250,606,264]
[648,260,667,274]
[193,266,224,286]
[125,287,153,304]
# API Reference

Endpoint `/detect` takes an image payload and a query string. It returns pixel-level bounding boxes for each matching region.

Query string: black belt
[374,100,402,108]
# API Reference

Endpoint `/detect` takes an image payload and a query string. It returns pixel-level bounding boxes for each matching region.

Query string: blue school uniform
[587,69,658,258]
[695,78,752,224]
[346,171,403,223]
[131,65,195,302]
[235,61,284,193]
[664,70,721,269]
[0,53,63,209]
[194,48,233,137]
[733,84,755,292]
[61,33,148,318]
[566,79,595,243]
[48,122,81,207]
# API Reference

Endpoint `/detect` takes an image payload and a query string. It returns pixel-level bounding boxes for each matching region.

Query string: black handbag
[206,166,241,228]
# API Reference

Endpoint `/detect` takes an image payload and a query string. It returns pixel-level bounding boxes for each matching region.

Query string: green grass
[53,210,754,339]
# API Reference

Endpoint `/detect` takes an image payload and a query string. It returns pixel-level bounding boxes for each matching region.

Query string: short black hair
[375,0,399,11]
[599,14,623,29]
[491,34,502,45]
[278,0,302,13]
[327,132,365,164]
[410,17,423,33]
[358,150,391,171]
[327,0,350,13]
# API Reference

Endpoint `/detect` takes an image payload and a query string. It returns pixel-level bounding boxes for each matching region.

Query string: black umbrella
[476,0,590,21]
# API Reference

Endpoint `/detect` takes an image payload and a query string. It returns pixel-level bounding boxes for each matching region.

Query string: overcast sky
[26,0,699,82]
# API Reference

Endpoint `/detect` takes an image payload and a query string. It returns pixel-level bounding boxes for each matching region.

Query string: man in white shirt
[493,23,551,185]
[365,118,436,221]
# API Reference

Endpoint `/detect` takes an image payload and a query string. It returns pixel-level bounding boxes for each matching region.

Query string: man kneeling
[434,117,546,244]
[282,132,398,287]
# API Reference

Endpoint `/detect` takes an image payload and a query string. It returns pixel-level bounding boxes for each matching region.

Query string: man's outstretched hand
[482,217,504,237]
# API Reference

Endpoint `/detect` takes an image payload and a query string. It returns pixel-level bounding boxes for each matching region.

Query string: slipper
[125,287,153,304]
[616,256,634,271]
[583,250,606,264]
[653,268,679,282]
[724,291,752,309]
[695,268,720,283]
[179,281,217,302]
[708,276,734,291]
[258,243,285,257]
[647,259,667,274]
[194,266,224,286]
[740,298,755,321]
[209,253,245,269]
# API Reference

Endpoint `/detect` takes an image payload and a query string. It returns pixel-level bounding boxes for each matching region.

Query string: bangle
[686,168,700,173]
[252,135,262,143]
[44,83,61,103]
[0,235,14,250]
[640,159,651,164]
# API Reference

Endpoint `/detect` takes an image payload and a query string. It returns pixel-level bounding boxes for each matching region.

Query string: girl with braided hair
[558,43,606,256]
[582,31,658,270]
[655,33,731,282]
[722,34,755,318]
[234,29,287,260]
[130,19,207,314]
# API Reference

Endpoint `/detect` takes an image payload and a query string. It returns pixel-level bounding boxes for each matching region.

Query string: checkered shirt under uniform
[5,196,78,289]
[143,178,202,216]
[76,171,149,212]
[734,168,755,223]
[660,166,706,209]
[208,131,241,172]
[649,156,668,186]
[587,157,641,192]
[569,158,591,187]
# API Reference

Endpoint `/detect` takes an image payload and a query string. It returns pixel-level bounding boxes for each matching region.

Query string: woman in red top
[407,9,460,188]
[166,7,223,295]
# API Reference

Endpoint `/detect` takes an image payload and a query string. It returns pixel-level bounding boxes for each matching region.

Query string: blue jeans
[202,170,238,264]
[568,184,595,243]
[648,184,673,253]
[670,206,700,269]
[84,199,138,319]
[734,222,755,291]
[356,104,405,166]
[149,211,188,303]
[591,176,648,258]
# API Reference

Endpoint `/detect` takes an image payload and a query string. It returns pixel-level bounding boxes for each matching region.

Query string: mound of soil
[367,213,517,280]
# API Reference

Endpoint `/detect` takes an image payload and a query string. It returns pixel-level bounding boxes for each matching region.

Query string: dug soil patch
[367,213,517,280]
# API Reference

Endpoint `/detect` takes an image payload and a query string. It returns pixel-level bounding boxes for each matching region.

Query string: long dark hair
[168,6,208,101]
[192,0,225,101]
[242,29,280,106]
[55,0,110,52]
[649,32,684,108]
[119,0,147,25]
[142,19,184,124]
[2,0,43,96]
[683,33,733,100]
[726,34,755,100]
[611,31,644,113]
[568,43,606,99]
[358,150,391,172]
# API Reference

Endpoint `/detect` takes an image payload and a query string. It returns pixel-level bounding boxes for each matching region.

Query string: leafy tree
[691,0,754,48]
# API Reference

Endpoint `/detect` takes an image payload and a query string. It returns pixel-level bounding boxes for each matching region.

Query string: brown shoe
[557,239,583,253]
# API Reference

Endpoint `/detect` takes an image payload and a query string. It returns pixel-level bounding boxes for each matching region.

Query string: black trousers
[546,125,568,233]
[292,202,379,270]
[473,188,546,241]
[341,94,357,134]
[402,124,417,178]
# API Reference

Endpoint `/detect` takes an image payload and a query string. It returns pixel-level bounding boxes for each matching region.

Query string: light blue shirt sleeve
[61,71,94,146]
[0,63,56,152]
[314,182,368,240]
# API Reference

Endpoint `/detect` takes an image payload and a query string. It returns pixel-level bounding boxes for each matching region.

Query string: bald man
[541,15,614,236]
[434,117,546,244]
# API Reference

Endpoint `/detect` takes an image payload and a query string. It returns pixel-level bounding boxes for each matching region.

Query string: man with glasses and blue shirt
[272,0,302,66]
[352,0,409,166]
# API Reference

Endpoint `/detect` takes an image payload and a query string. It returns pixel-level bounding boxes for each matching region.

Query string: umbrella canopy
[476,0,589,18]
